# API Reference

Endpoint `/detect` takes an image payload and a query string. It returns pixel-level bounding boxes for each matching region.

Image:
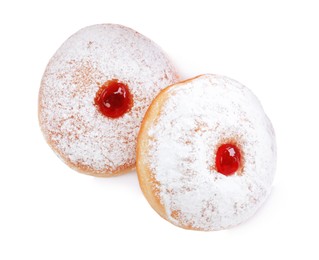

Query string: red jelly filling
[215,143,241,176]
[94,79,133,118]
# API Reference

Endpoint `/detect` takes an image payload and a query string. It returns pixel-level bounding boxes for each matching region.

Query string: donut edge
[136,75,205,230]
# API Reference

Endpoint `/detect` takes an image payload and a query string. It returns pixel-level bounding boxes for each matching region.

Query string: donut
[38,24,178,176]
[137,74,276,231]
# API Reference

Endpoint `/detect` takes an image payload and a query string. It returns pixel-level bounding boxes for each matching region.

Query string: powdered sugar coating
[146,74,276,230]
[39,24,178,176]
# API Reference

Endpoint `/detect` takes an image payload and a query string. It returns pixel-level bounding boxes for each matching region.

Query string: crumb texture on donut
[39,24,178,176]
[137,74,276,231]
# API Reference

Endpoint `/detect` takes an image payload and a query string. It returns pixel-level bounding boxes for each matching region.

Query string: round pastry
[38,24,178,176]
[137,74,276,231]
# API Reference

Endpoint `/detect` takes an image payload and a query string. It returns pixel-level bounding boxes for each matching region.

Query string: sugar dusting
[147,74,276,230]
[39,24,178,175]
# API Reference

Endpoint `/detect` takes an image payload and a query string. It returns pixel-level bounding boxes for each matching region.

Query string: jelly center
[215,143,241,176]
[94,79,133,118]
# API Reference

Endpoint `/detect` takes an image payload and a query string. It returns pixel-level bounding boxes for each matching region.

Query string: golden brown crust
[136,75,205,227]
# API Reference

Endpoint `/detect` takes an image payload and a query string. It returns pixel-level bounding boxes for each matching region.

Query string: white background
[1,0,318,259]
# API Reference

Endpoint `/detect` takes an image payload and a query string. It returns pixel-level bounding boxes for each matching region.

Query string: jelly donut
[137,74,276,231]
[38,24,178,176]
